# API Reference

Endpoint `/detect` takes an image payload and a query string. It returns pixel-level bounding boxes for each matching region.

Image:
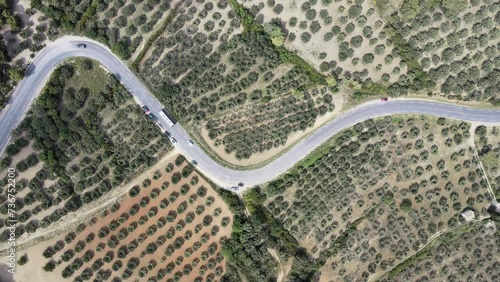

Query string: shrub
[348,5,362,18]
[324,32,334,41]
[175,155,185,166]
[171,172,181,184]
[205,196,214,206]
[203,215,213,226]
[332,25,341,35]
[197,186,207,197]
[42,246,55,258]
[129,204,140,216]
[221,217,231,227]
[122,4,136,16]
[362,53,374,64]
[139,196,150,207]
[112,260,122,271]
[356,15,367,26]
[362,26,372,38]
[134,14,147,26]
[110,202,120,213]
[375,44,385,55]
[166,163,174,172]
[43,260,56,272]
[150,189,160,199]
[306,9,317,20]
[350,36,363,48]
[129,185,140,197]
[18,254,28,266]
[310,21,321,33]
[127,257,140,270]
[115,16,127,28]
[160,199,169,209]
[273,4,283,14]
[345,23,355,34]
[301,32,312,43]
[177,202,187,214]
[400,199,412,212]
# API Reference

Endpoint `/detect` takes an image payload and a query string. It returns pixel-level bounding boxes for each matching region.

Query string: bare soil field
[11,154,233,282]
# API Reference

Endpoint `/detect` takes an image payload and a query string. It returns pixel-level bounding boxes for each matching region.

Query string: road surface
[1,36,500,190]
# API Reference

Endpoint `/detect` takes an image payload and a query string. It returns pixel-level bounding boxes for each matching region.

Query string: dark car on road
[381,97,389,102]
[148,113,157,120]
[142,105,150,113]
[238,182,244,187]
[77,43,87,49]
[164,131,171,138]
[191,160,197,166]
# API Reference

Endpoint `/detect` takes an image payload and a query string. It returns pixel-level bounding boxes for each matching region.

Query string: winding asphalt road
[1,36,500,189]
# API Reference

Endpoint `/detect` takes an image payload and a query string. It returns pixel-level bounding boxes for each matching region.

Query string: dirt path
[267,248,284,282]
[469,124,496,200]
[0,149,178,255]
[239,194,285,281]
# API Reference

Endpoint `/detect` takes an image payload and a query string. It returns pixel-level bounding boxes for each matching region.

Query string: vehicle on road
[142,105,150,113]
[191,160,197,166]
[77,43,87,48]
[230,187,239,191]
[160,109,177,126]
[187,140,194,146]
[381,97,389,102]
[164,131,171,138]
[238,182,244,187]
[159,109,176,126]
[170,138,177,144]
[148,113,157,120]
[5,37,500,192]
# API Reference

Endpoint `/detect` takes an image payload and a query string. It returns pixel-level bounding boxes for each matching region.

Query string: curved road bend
[1,36,500,189]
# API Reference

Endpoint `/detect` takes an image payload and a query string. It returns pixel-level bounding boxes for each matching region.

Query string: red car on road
[381,97,389,101]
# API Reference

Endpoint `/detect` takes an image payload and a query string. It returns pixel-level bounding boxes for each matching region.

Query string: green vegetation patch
[263,115,493,280]
[0,59,171,240]
[34,0,176,59]
[0,0,25,109]
[136,0,337,160]
[474,125,500,198]
[385,220,498,280]
[389,0,500,104]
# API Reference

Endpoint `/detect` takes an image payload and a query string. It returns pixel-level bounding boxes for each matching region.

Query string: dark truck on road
[159,109,177,127]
